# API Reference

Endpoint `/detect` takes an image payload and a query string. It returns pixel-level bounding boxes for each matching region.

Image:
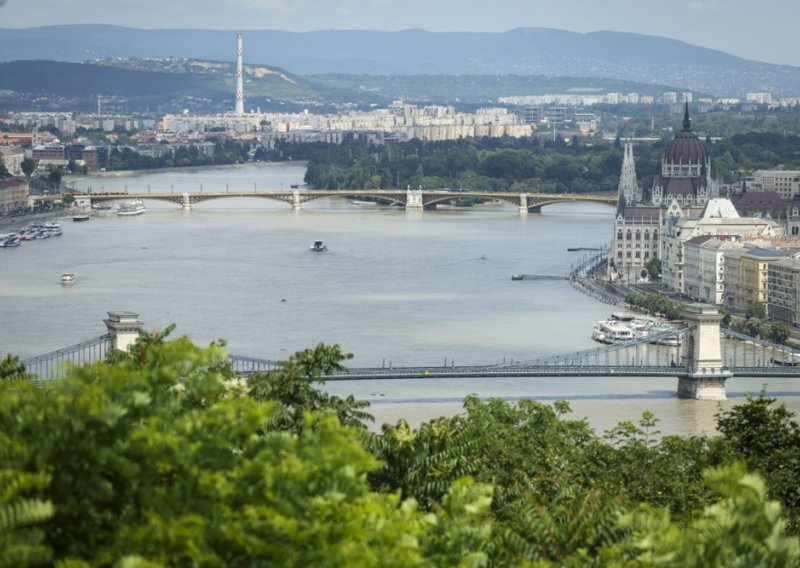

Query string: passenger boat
[117,199,146,216]
[73,214,90,222]
[310,240,327,252]
[591,320,636,344]
[61,273,76,285]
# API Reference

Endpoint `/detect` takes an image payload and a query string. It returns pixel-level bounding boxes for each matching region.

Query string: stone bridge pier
[103,311,144,352]
[677,303,732,400]
[518,193,528,214]
[182,193,192,210]
[406,189,423,209]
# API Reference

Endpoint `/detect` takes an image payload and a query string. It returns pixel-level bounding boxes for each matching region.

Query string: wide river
[3,162,799,435]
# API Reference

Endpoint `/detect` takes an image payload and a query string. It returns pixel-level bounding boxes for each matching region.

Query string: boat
[310,240,327,252]
[73,214,90,222]
[772,353,800,366]
[591,320,636,344]
[61,273,76,285]
[117,199,146,216]
[511,274,524,281]
[92,203,113,211]
[0,235,21,248]
[646,324,683,346]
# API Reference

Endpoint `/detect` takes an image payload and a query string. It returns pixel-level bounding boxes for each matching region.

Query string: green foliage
[611,465,800,567]
[717,392,800,533]
[0,354,27,381]
[626,292,683,320]
[4,333,800,566]
[248,343,372,432]
[20,158,35,179]
[645,256,662,281]
[303,136,624,193]
[747,301,767,320]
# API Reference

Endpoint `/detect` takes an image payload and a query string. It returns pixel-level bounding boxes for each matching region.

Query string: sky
[1,0,797,67]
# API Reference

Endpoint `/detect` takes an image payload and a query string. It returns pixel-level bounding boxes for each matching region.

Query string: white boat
[647,325,683,346]
[73,214,90,222]
[117,199,146,216]
[61,273,76,285]
[310,240,327,252]
[591,320,636,344]
[0,235,21,248]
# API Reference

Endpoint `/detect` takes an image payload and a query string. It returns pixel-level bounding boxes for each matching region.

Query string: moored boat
[591,320,636,344]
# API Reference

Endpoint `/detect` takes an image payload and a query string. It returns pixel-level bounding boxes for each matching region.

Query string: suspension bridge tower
[678,303,732,400]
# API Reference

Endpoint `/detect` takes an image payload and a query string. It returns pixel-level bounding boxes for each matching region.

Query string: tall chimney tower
[235,33,244,115]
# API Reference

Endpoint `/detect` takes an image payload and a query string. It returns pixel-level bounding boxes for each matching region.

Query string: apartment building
[768,258,800,325]
[0,178,29,214]
[751,169,800,200]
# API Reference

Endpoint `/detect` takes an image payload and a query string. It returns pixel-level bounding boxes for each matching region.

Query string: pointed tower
[618,141,639,206]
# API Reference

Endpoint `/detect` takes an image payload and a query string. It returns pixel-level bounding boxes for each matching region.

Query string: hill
[0,25,799,96]
[0,59,679,113]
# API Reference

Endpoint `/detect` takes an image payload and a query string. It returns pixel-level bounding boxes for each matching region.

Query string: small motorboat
[61,273,76,285]
[73,214,90,222]
[310,240,327,252]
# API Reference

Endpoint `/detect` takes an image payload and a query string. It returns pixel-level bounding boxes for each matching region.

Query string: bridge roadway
[54,188,617,212]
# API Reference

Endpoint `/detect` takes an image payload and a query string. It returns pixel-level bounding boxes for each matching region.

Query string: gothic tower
[618,141,639,206]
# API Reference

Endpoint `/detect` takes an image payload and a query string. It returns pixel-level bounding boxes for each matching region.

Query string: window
[617,230,623,240]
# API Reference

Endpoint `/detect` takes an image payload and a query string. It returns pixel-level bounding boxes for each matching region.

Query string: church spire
[682,101,692,131]
[618,141,639,206]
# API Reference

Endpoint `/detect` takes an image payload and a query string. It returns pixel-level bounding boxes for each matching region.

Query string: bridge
[51,188,617,213]
[21,305,800,400]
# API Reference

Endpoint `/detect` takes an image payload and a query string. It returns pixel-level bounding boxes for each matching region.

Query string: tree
[46,168,62,187]
[767,322,791,344]
[0,354,27,380]
[645,256,662,281]
[20,158,35,179]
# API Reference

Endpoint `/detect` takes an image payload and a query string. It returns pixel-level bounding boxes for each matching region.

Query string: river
[3,162,799,435]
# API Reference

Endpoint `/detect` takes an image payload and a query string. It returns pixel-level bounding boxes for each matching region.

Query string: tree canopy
[2,331,800,566]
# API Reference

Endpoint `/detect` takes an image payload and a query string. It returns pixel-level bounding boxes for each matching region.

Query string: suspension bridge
[20,306,800,400]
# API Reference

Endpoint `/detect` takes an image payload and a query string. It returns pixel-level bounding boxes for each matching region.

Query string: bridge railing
[228,354,279,375]
[721,327,800,369]
[22,334,113,381]
[509,324,692,369]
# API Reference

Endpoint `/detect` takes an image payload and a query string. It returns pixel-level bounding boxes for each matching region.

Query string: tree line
[2,332,800,566]
[299,131,800,193]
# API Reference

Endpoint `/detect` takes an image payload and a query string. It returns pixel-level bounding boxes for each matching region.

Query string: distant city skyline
[0,0,797,68]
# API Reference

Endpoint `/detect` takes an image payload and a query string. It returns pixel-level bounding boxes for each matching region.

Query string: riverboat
[117,199,146,216]
[61,273,76,285]
[591,320,636,344]
[310,240,327,252]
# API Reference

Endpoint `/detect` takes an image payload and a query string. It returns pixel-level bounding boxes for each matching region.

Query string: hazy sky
[1,0,797,67]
